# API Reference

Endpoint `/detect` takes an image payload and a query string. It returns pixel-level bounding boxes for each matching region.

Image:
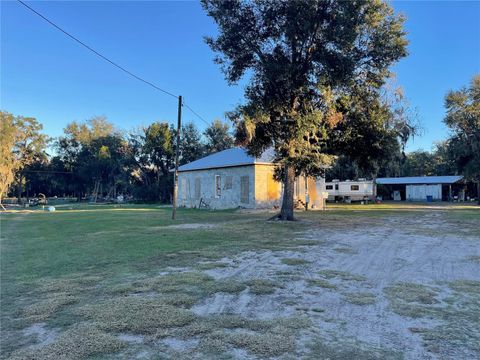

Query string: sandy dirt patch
[22,323,58,347]
[163,223,219,230]
[192,212,479,359]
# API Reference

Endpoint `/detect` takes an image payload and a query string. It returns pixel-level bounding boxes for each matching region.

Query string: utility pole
[172,95,182,220]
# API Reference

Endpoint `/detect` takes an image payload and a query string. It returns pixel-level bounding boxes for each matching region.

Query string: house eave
[178,162,275,173]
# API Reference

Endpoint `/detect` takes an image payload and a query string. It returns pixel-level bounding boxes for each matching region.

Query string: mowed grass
[1,202,428,284]
[1,206,300,282]
[1,205,312,358]
[1,202,479,359]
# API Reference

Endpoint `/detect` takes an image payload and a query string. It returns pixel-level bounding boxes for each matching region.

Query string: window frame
[181,178,187,200]
[194,178,201,200]
[215,175,221,197]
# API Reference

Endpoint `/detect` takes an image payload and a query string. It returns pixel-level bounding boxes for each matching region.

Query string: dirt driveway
[192,210,480,359]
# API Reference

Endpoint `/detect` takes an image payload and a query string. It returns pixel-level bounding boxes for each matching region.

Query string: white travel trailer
[324,179,375,202]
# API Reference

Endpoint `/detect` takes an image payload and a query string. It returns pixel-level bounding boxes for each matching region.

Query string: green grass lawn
[1,205,311,359]
[1,206,305,281]
[1,203,479,359]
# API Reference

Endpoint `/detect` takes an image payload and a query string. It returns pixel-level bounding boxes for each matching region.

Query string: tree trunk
[477,181,480,206]
[0,191,5,211]
[16,179,22,206]
[280,163,295,221]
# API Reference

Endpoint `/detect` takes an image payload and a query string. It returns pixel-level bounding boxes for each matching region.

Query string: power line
[17,0,211,127]
[17,0,178,99]
[183,103,210,126]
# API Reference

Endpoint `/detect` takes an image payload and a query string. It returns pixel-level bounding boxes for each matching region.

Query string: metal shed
[376,176,463,201]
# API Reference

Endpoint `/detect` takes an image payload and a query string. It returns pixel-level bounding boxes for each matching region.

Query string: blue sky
[1,1,479,152]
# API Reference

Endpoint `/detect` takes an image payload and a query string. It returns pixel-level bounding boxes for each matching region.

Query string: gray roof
[178,147,275,172]
[376,176,463,185]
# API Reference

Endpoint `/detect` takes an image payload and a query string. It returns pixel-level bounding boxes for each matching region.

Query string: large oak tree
[203,0,408,219]
[0,111,48,208]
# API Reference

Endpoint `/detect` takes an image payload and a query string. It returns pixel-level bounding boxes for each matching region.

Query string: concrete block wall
[178,165,255,209]
[178,164,326,210]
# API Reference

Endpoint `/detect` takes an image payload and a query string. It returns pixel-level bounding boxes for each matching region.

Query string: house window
[240,176,249,203]
[215,175,221,197]
[194,178,201,200]
[326,185,333,190]
[181,178,187,200]
[224,176,233,190]
[351,185,359,191]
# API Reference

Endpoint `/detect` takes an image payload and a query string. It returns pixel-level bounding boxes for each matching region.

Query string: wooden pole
[172,95,182,220]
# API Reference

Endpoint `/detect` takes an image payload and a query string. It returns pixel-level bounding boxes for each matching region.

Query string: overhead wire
[183,103,210,126]
[17,0,211,127]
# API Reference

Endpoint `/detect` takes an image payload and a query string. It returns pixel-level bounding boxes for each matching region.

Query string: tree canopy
[2,113,239,205]
[203,119,234,155]
[0,111,48,207]
[444,75,480,181]
[180,122,205,165]
[0,112,19,207]
[444,74,480,202]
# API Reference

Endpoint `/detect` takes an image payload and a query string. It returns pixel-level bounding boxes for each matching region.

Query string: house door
[240,176,249,204]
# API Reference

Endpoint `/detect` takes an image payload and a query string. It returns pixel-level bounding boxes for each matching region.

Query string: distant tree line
[0,113,233,205]
[1,75,478,206]
[326,141,456,180]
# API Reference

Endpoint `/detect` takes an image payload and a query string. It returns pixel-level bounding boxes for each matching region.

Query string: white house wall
[178,166,255,209]
[179,164,328,210]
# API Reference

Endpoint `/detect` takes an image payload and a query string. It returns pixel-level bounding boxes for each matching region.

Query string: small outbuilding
[376,176,464,201]
[177,148,326,209]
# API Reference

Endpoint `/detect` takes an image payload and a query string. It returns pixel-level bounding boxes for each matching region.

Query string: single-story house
[376,175,464,201]
[177,148,326,209]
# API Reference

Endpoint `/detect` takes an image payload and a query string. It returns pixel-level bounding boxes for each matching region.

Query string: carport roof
[178,147,275,172]
[376,175,463,185]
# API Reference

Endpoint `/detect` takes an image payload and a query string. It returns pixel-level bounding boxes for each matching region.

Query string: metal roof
[376,175,463,185]
[178,147,275,172]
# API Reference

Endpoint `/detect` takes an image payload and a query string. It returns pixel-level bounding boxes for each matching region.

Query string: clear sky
[1,1,479,152]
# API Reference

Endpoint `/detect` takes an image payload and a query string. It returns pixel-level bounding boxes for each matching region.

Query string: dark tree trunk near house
[280,164,295,221]
[477,181,480,205]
